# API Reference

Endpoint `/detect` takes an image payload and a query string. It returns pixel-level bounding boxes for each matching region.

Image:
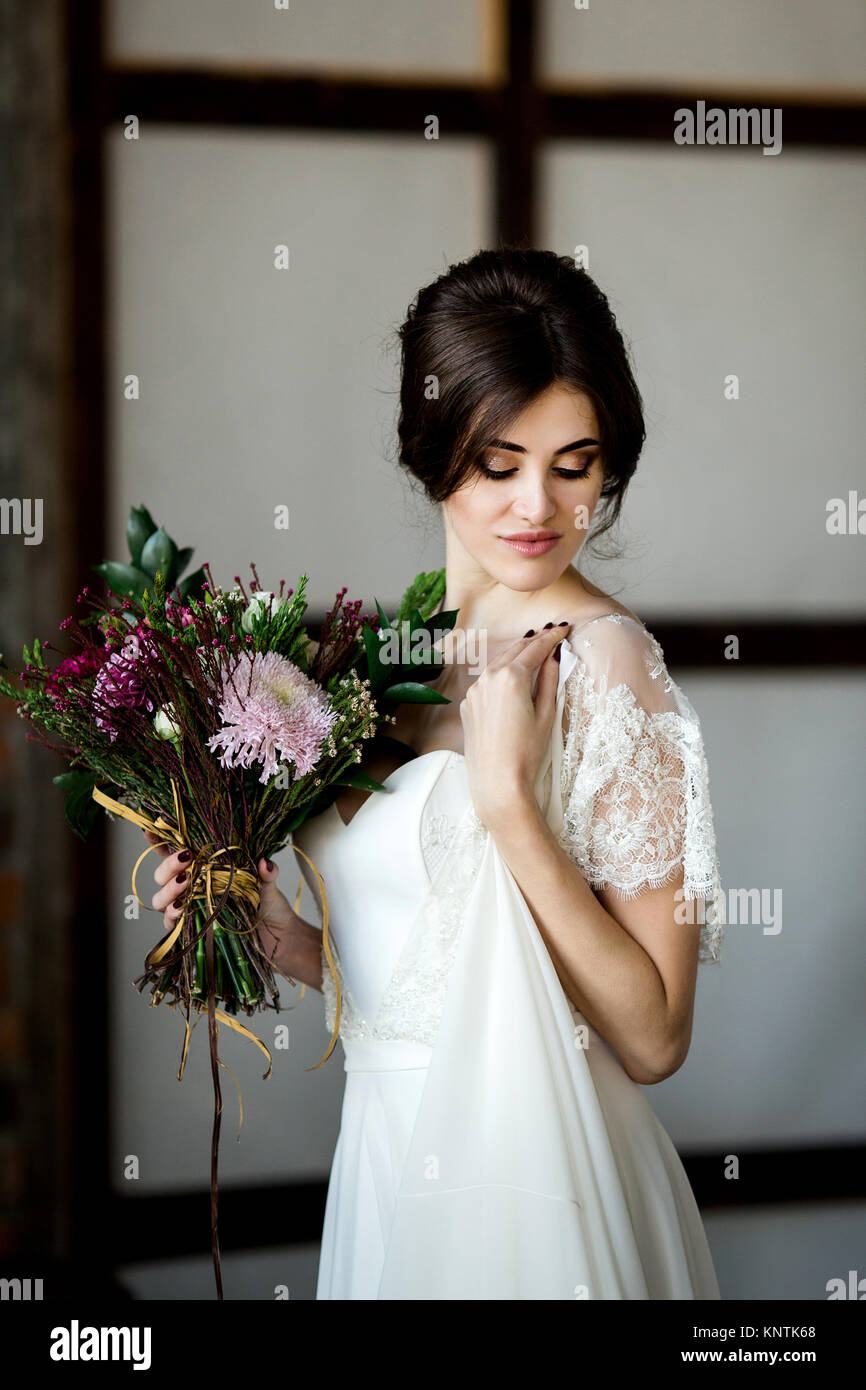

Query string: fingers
[141,828,190,921]
[533,633,565,709]
[142,828,172,861]
[485,621,571,676]
[152,864,189,916]
[515,623,571,675]
[163,895,185,933]
[255,856,279,915]
[257,855,278,883]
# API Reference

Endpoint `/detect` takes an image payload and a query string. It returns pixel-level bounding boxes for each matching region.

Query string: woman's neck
[437,565,599,641]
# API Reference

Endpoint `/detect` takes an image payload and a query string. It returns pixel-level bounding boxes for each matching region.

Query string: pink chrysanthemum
[206,650,335,784]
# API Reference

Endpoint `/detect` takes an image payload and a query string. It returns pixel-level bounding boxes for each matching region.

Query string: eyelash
[479,459,596,481]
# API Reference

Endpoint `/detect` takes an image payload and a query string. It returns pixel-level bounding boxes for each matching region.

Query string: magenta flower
[92,630,157,741]
[206,650,336,784]
[45,646,106,701]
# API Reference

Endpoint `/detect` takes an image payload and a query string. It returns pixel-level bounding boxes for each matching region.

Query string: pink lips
[499,535,560,556]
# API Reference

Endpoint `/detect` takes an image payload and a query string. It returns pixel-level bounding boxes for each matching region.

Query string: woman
[149,247,725,1299]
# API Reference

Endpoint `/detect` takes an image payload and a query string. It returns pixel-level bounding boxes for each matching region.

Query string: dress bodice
[293,748,489,1046]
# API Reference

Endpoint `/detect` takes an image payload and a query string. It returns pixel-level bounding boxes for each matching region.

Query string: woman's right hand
[144,829,192,931]
[142,829,318,984]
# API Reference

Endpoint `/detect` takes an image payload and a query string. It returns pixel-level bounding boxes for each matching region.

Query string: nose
[513,472,557,525]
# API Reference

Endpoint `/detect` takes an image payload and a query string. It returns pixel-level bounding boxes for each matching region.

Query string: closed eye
[480,460,595,481]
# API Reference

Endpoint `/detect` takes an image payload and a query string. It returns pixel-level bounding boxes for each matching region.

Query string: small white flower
[241,590,286,634]
[153,702,182,742]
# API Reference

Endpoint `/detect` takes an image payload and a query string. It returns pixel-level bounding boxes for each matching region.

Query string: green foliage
[93,504,200,603]
[360,569,459,706]
[126,504,158,567]
[53,769,102,842]
[390,568,447,627]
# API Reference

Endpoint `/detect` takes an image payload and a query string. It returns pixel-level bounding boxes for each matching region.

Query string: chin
[486,550,570,588]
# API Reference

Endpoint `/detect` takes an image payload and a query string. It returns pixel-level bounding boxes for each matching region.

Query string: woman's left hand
[459,622,571,832]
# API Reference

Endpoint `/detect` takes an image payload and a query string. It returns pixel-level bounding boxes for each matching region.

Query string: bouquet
[0,503,457,1296]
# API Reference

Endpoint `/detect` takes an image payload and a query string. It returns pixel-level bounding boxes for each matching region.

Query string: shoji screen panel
[542,142,866,615]
[108,0,501,82]
[540,0,866,94]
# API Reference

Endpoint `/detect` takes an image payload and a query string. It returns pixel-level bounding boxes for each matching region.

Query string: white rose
[241,589,286,634]
[153,703,182,741]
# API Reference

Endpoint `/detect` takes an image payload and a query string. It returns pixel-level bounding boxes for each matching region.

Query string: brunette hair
[394,246,645,555]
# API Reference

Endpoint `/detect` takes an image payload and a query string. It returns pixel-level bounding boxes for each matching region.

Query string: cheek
[447,485,502,534]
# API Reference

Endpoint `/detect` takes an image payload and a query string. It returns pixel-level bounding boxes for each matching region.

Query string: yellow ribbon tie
[91,776,342,1079]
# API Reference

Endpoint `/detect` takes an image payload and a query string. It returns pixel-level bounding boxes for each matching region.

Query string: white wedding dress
[293,614,725,1300]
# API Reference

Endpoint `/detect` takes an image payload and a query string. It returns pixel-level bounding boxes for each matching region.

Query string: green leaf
[402,659,446,683]
[53,770,101,842]
[140,527,179,586]
[420,607,460,635]
[333,768,388,793]
[380,681,450,705]
[177,564,208,600]
[174,545,194,577]
[362,621,388,694]
[93,560,154,602]
[126,504,158,567]
[373,597,391,631]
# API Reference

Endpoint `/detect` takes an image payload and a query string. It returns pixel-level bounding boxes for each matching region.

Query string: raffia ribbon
[91,776,342,1076]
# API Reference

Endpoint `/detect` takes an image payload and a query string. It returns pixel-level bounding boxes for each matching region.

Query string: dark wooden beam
[107,1139,866,1263]
[495,0,539,245]
[64,0,111,1279]
[544,88,866,147]
[102,67,866,149]
[110,1180,327,1263]
[649,619,866,669]
[104,67,500,134]
[306,615,866,669]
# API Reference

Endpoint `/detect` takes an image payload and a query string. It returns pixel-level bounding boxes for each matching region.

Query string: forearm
[486,794,673,1082]
[257,913,324,993]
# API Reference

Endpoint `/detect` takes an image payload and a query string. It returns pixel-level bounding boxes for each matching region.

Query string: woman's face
[442,382,605,590]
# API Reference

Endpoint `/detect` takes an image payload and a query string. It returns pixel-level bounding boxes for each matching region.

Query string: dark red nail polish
[265,859,275,872]
[177,848,191,862]
[543,621,554,629]
[553,643,562,663]
[176,870,188,883]
[523,629,535,638]
[557,621,569,627]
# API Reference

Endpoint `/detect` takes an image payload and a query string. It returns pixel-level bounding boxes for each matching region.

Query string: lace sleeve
[558,614,724,964]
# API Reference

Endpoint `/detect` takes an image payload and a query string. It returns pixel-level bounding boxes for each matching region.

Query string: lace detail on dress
[558,615,724,964]
[320,805,489,1045]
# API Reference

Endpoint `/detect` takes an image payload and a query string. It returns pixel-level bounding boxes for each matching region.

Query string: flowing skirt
[316,836,720,1301]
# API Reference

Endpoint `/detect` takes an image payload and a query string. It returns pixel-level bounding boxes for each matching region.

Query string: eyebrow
[485,437,599,455]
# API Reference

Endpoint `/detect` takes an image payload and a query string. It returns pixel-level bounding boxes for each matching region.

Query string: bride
[150,247,725,1299]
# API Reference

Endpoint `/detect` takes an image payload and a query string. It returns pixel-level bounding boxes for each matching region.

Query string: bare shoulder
[559,584,645,636]
[560,588,665,678]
